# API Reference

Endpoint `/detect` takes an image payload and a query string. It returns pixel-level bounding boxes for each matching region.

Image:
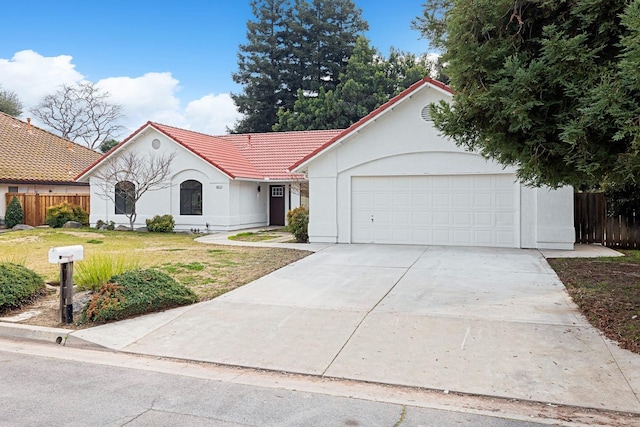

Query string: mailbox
[48,245,84,324]
[48,245,84,264]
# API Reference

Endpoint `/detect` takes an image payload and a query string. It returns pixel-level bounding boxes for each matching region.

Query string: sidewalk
[194,227,332,252]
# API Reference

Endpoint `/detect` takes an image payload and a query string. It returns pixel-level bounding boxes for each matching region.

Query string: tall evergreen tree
[275,37,433,131]
[231,0,368,133]
[297,0,369,94]
[415,0,640,188]
[231,0,291,133]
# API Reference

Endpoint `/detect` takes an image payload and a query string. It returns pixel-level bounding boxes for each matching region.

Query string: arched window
[115,181,135,215]
[180,180,202,215]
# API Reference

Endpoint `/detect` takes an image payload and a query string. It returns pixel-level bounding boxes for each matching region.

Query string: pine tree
[5,196,24,228]
[415,0,640,187]
[275,37,433,131]
[231,0,368,133]
[231,0,291,133]
[297,0,369,95]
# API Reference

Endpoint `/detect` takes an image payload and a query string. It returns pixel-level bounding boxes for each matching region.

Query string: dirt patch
[548,254,640,354]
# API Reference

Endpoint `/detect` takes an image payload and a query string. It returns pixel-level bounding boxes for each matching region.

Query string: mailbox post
[48,245,84,324]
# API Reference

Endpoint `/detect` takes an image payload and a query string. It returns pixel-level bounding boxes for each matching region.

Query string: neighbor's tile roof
[0,112,101,183]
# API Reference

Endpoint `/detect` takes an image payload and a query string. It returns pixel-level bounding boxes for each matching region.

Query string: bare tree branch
[92,151,177,230]
[30,82,124,150]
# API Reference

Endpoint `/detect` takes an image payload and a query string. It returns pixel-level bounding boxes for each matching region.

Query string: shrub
[5,196,24,228]
[46,202,89,228]
[0,262,45,312]
[95,220,116,230]
[80,269,197,323]
[286,206,309,243]
[146,214,175,232]
[75,253,142,291]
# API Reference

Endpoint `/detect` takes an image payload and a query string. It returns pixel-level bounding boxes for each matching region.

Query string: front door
[269,185,285,226]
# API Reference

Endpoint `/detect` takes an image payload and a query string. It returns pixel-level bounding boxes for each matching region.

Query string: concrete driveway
[73,244,640,413]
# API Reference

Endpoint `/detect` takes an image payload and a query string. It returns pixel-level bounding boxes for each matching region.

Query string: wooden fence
[574,192,606,244]
[574,192,640,249]
[5,193,90,227]
[605,214,640,249]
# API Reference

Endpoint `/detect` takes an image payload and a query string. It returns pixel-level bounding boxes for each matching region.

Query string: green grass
[0,228,310,315]
[75,253,142,291]
[228,230,282,242]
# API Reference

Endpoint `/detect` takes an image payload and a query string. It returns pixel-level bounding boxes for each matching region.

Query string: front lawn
[0,228,310,326]
[548,251,640,354]
[228,229,290,242]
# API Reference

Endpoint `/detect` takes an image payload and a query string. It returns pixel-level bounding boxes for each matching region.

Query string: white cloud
[0,50,83,106]
[96,72,185,131]
[185,93,241,135]
[0,50,241,141]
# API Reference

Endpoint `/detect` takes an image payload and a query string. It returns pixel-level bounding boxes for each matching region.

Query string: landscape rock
[73,290,93,315]
[12,224,34,231]
[115,225,131,231]
[135,227,149,233]
[62,221,83,228]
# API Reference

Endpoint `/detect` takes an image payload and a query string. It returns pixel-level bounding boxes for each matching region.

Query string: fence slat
[574,192,606,244]
[5,193,90,226]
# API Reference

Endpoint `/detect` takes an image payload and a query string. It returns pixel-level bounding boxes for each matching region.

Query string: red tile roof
[218,130,342,179]
[0,112,101,184]
[289,77,452,171]
[77,77,451,182]
[152,123,265,179]
[77,122,342,181]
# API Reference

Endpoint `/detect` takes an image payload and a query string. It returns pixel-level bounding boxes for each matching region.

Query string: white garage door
[351,175,520,247]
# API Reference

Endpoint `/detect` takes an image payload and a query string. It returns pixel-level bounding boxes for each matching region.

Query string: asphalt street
[0,338,553,427]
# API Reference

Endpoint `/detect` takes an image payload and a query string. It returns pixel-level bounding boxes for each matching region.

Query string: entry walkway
[70,244,640,413]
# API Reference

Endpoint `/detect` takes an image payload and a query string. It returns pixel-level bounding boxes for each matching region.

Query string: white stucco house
[290,77,575,249]
[76,123,341,231]
[77,77,574,249]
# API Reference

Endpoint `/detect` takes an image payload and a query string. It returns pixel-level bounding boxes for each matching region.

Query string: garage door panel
[474,193,493,208]
[453,193,472,208]
[497,231,517,245]
[433,194,450,207]
[453,230,472,245]
[474,212,493,226]
[351,175,520,248]
[496,193,516,208]
[453,212,472,226]
[453,176,472,189]
[392,193,411,207]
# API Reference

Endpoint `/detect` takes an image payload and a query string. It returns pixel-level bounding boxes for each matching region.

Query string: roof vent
[420,105,433,122]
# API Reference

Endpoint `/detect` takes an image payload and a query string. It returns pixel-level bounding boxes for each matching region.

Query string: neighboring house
[76,124,342,231]
[0,112,101,223]
[291,77,575,249]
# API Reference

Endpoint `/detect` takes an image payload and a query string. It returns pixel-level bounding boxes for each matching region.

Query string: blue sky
[1,1,429,137]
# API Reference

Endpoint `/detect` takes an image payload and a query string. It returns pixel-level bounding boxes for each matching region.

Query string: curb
[0,322,106,349]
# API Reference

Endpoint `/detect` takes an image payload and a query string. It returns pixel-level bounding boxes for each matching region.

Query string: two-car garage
[351,174,520,248]
[294,77,575,250]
